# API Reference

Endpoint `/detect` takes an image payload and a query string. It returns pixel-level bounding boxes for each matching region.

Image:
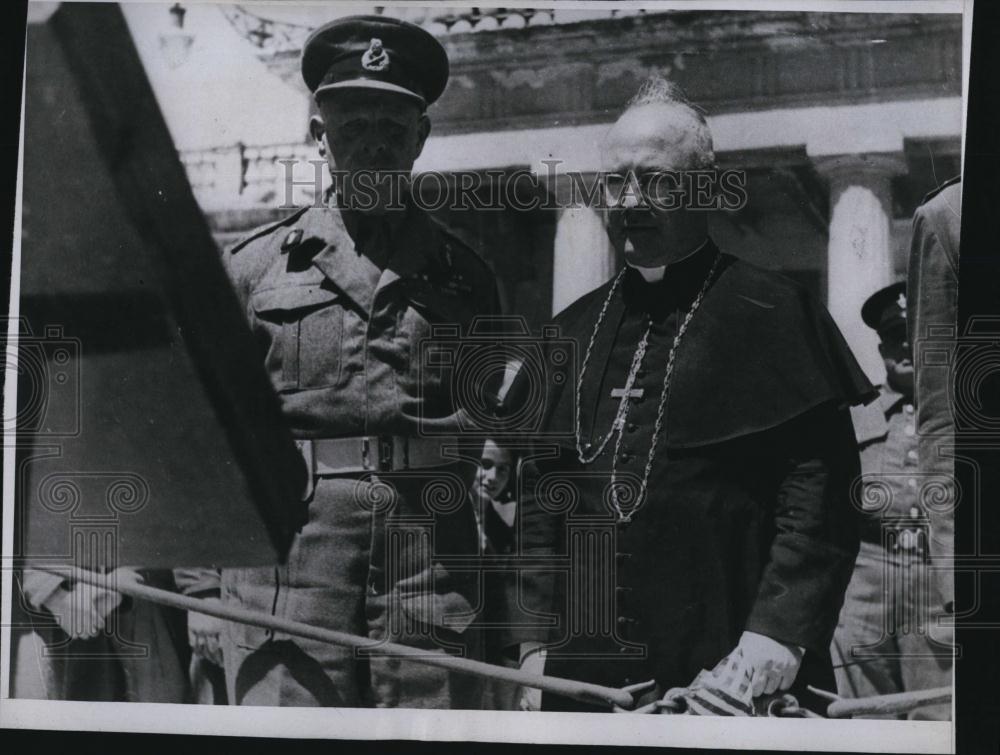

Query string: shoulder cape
[549,245,876,449]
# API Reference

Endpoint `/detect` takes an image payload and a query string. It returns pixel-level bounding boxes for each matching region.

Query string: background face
[315,89,428,212]
[879,327,914,396]
[603,102,709,267]
[474,440,513,501]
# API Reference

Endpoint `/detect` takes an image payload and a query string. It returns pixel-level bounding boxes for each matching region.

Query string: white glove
[735,630,804,697]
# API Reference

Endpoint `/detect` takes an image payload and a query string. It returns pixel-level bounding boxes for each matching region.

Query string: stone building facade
[181,8,963,382]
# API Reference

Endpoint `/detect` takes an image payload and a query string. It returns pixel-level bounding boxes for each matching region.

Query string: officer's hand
[517,642,545,711]
[187,598,225,667]
[736,631,804,697]
[395,562,448,595]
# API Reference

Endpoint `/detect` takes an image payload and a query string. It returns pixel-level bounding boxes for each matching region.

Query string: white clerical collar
[628,239,710,283]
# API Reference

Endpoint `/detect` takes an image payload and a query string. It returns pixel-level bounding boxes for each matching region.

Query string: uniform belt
[295,436,451,477]
[861,518,928,554]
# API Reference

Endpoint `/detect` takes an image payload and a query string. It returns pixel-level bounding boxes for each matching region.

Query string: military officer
[211,15,500,708]
[831,281,953,719]
[907,176,961,615]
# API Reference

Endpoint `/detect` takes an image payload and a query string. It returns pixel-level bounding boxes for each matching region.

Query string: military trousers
[831,540,953,719]
[221,470,484,708]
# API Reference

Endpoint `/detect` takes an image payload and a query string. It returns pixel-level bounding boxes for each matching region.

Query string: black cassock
[511,240,875,712]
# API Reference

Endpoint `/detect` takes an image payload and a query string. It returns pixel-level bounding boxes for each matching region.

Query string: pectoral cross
[611,387,644,400]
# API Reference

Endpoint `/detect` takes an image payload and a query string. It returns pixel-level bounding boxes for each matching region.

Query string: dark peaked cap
[861,280,907,336]
[301,15,449,106]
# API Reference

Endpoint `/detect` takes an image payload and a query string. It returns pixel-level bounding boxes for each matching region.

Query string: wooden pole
[36,566,634,710]
[825,687,951,719]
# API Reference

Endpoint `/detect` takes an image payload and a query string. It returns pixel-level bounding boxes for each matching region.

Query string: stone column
[551,205,616,316]
[816,154,907,384]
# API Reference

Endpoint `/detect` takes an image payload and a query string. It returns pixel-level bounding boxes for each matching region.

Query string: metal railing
[218,6,654,57]
[180,141,317,210]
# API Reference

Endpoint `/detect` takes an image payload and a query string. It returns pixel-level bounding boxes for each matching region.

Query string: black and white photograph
[1,0,991,751]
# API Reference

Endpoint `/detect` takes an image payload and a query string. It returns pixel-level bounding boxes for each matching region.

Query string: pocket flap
[251,285,339,314]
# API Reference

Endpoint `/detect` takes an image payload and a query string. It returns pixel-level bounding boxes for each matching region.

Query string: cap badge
[361,38,390,72]
[897,291,907,317]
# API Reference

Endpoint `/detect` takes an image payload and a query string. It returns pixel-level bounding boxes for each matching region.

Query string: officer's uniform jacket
[219,200,499,708]
[850,386,926,550]
[906,176,960,607]
[225,202,498,437]
[907,177,960,459]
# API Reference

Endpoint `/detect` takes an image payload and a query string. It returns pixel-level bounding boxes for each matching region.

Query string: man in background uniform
[907,176,961,615]
[210,15,499,708]
[831,282,952,719]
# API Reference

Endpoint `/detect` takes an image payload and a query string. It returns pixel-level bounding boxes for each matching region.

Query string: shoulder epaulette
[228,206,310,255]
[920,175,961,206]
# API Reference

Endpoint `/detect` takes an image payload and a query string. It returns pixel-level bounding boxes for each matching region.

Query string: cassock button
[626,423,638,433]
[619,453,634,463]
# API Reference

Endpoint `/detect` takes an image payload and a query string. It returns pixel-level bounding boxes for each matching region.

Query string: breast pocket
[400,292,464,394]
[250,285,344,391]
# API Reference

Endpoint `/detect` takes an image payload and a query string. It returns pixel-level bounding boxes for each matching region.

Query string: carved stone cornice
[247,10,962,136]
[433,11,962,135]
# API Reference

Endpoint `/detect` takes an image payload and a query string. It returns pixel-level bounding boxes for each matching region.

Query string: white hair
[624,76,715,170]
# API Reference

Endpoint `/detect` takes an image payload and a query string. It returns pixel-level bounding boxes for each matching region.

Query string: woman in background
[471,439,520,710]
